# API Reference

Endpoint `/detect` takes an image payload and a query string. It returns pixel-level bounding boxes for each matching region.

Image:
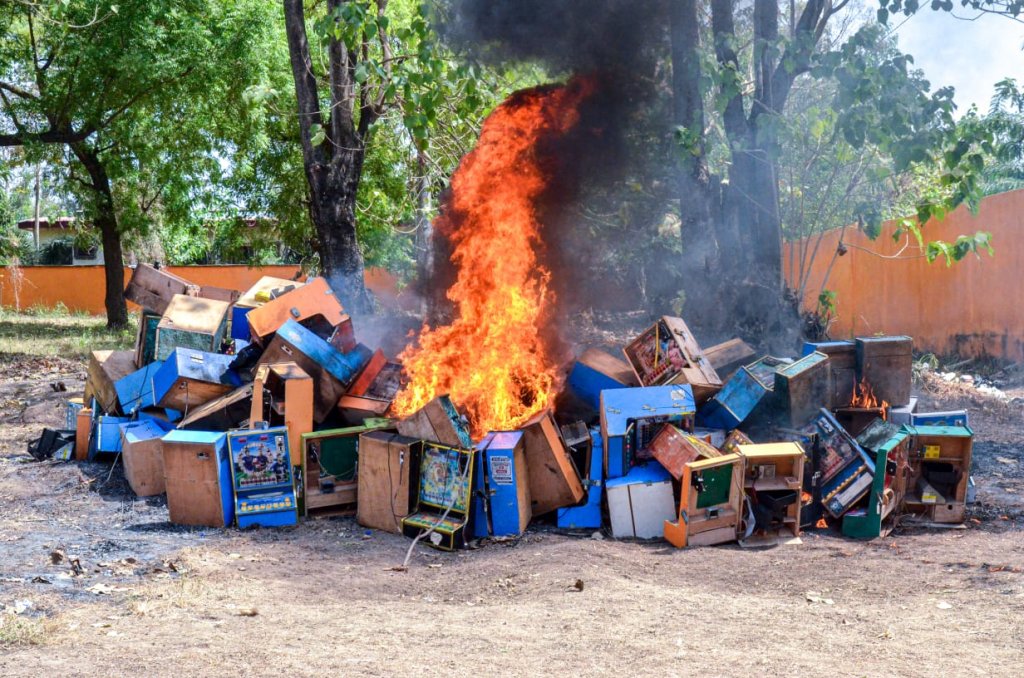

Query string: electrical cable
[402,447,471,568]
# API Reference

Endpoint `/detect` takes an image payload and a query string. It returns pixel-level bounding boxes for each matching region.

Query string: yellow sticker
[924,445,941,459]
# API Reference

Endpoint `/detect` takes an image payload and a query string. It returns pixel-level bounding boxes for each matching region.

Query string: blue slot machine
[226,426,298,528]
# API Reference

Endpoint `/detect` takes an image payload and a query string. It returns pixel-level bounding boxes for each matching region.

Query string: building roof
[16,217,75,231]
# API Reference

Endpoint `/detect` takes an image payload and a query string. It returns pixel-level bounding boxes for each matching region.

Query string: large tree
[281,0,505,312]
[668,0,992,339]
[0,0,275,327]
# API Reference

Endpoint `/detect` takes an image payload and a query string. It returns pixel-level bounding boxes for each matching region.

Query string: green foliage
[159,218,301,266]
[0,0,284,257]
[37,237,73,265]
[925,231,995,265]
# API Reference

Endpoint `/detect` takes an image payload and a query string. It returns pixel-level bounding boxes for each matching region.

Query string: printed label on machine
[489,455,513,484]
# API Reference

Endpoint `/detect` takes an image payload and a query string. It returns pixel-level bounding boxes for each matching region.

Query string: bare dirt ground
[1,352,1023,677]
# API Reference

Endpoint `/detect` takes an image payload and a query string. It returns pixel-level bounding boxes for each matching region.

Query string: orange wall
[784,188,1024,361]
[0,264,415,315]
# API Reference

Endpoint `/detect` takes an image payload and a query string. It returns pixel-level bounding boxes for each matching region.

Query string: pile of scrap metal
[33,281,973,550]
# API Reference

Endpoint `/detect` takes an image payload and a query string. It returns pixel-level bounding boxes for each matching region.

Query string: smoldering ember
[2,0,1024,675]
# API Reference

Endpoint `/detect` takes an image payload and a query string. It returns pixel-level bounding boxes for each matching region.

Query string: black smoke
[427,1,680,323]
[439,0,665,76]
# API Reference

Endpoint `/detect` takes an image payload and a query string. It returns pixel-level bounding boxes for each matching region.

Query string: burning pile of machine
[30,79,975,552]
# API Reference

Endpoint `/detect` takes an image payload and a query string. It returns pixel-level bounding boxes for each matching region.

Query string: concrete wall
[0,265,416,314]
[784,188,1024,361]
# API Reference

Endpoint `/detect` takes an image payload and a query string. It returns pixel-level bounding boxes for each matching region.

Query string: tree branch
[0,81,39,101]
[0,127,94,147]
[710,0,749,144]
[327,0,357,152]
[283,0,327,165]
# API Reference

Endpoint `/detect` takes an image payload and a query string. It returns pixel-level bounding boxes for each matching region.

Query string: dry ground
[1,317,1023,677]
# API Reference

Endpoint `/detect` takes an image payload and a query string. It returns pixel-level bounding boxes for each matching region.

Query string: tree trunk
[413,151,434,315]
[72,144,128,328]
[283,0,372,314]
[304,149,372,313]
[669,0,714,260]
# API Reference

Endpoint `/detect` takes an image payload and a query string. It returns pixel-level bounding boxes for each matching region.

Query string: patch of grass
[0,308,136,358]
[0,614,49,647]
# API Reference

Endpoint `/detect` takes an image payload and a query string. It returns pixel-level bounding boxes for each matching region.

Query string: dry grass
[0,615,52,648]
[0,308,136,358]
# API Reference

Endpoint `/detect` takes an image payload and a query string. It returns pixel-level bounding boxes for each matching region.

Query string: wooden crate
[698,365,772,430]
[120,420,173,497]
[154,294,230,361]
[246,277,347,345]
[519,409,585,516]
[300,423,391,516]
[357,432,421,533]
[75,407,92,461]
[773,351,830,428]
[231,276,301,341]
[124,264,198,315]
[337,350,404,425]
[152,348,236,413]
[177,384,254,431]
[85,350,138,415]
[161,430,233,527]
[114,361,162,416]
[623,316,722,402]
[802,341,856,409]
[566,347,639,411]
[856,336,913,407]
[649,424,720,481]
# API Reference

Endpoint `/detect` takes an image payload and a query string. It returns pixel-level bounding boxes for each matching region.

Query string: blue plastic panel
[274,319,369,386]
[601,385,695,478]
[697,367,770,430]
[558,428,604,529]
[910,411,970,428]
[114,361,163,415]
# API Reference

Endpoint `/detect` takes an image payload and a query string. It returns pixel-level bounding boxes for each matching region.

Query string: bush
[38,237,74,265]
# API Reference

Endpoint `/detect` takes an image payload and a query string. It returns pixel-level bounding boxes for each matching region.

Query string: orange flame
[849,377,890,419]
[393,80,595,438]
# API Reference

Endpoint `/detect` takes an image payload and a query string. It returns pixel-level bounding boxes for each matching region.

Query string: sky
[896,9,1024,114]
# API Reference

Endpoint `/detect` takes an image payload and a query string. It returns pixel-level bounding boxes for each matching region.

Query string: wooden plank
[577,348,638,386]
[177,384,253,431]
[856,336,913,407]
[86,350,137,414]
[124,264,198,315]
[395,396,471,448]
[74,408,92,461]
[162,440,227,527]
[687,525,739,547]
[519,409,585,515]
[357,432,419,533]
[121,434,166,497]
[649,425,719,481]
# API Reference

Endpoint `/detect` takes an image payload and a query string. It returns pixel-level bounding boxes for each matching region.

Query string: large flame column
[393,79,594,438]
